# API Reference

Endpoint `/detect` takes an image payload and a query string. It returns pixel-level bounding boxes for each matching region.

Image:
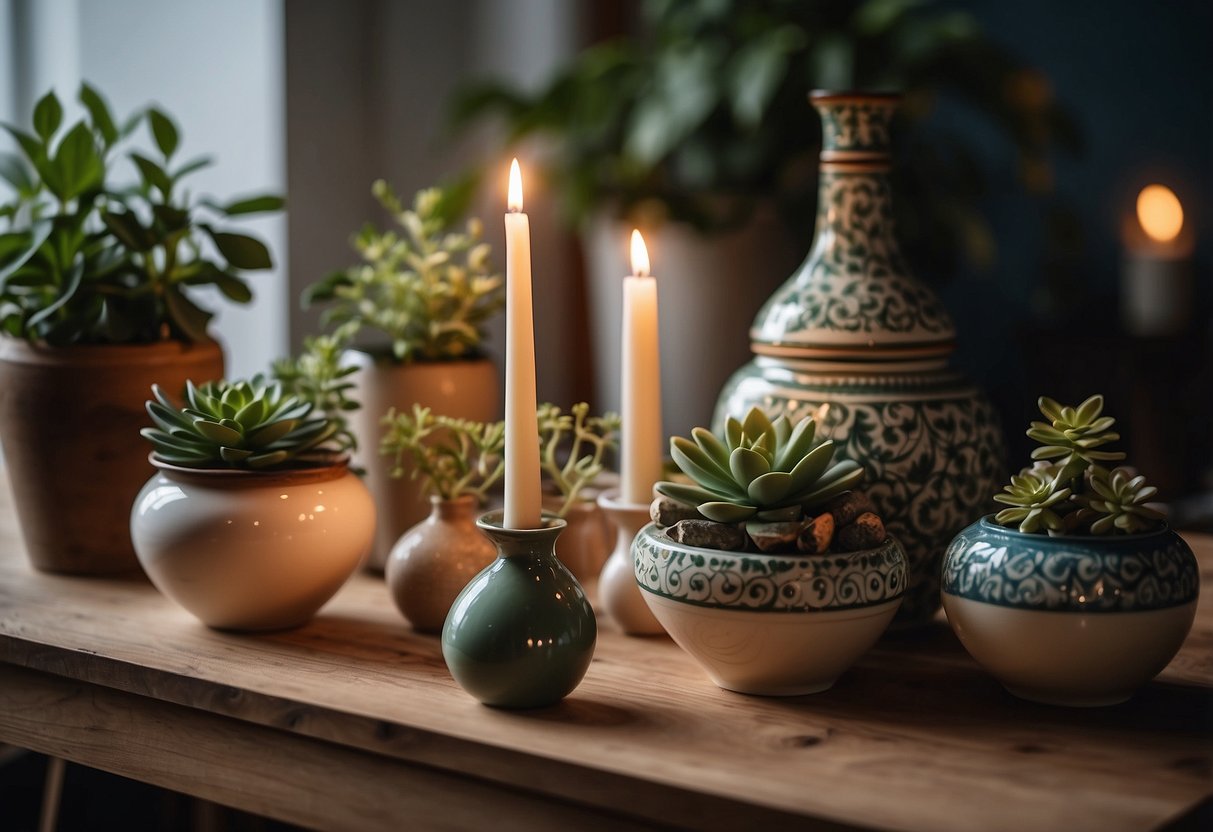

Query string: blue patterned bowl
[941,517,1199,706]
[633,523,906,695]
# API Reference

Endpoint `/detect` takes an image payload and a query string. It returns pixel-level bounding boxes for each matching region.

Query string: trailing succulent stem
[994,395,1164,536]
[143,378,339,469]
[380,405,506,502]
[657,406,863,524]
[538,402,621,517]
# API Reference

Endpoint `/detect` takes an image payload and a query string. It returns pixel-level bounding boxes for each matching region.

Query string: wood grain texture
[0,475,1210,831]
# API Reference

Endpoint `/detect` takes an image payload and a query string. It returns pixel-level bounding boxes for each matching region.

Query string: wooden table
[0,481,1210,832]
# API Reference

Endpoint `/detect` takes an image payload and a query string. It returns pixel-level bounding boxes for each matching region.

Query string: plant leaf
[223,194,285,215]
[205,228,272,270]
[147,108,179,158]
[32,92,63,143]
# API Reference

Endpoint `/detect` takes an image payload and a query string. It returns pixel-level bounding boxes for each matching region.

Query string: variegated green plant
[142,378,339,469]
[994,395,1164,536]
[656,407,863,524]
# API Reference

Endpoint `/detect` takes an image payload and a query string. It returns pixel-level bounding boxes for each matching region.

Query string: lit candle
[1122,184,1193,337]
[503,159,543,529]
[621,229,663,504]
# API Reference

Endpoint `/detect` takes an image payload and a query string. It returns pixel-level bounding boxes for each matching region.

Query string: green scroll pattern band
[815,98,896,155]
[942,519,1199,612]
[633,525,907,613]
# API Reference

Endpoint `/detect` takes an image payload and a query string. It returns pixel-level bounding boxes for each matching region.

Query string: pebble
[745,521,803,553]
[650,497,701,527]
[836,512,886,551]
[797,513,835,554]
[666,519,747,551]
[827,491,877,527]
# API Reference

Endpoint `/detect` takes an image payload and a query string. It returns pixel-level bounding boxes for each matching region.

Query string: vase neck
[432,495,480,522]
[811,92,899,163]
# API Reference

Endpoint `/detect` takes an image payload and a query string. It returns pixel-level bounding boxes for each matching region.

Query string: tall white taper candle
[621,229,663,504]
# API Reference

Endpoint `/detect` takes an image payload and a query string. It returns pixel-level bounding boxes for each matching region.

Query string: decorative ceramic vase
[715,91,1004,624]
[442,511,596,708]
[130,457,375,631]
[543,494,612,586]
[0,337,224,575]
[386,495,496,634]
[633,523,906,695]
[597,491,665,636]
[942,518,1199,706]
[346,351,499,571]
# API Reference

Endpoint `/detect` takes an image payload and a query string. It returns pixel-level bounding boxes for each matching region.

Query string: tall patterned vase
[715,91,1005,624]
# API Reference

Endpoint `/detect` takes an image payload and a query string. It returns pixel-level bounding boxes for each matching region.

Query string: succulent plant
[380,404,505,501]
[1081,466,1165,535]
[538,402,621,517]
[656,407,863,524]
[142,379,339,469]
[1028,395,1126,486]
[993,466,1072,534]
[272,333,360,453]
[993,395,1165,536]
[303,182,504,362]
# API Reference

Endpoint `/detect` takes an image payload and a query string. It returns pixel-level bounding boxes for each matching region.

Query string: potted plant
[634,406,908,695]
[537,401,620,582]
[130,377,373,631]
[380,405,504,633]
[452,0,1079,440]
[380,401,619,632]
[941,395,1199,706]
[303,181,504,569]
[0,85,280,574]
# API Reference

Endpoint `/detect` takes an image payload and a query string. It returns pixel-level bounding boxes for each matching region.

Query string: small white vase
[597,491,664,636]
[130,458,375,631]
[345,351,499,571]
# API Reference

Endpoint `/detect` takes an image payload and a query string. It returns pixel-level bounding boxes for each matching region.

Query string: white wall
[5,0,288,379]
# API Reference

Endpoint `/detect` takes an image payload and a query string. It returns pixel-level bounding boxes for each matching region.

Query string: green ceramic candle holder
[441,510,597,708]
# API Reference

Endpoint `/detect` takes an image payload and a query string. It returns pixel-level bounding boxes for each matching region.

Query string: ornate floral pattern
[633,525,907,613]
[816,99,896,154]
[714,376,1006,623]
[942,520,1199,612]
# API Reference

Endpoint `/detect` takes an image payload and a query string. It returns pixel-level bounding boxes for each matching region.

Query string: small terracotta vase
[543,494,612,586]
[386,495,496,634]
[597,491,664,636]
[442,511,596,708]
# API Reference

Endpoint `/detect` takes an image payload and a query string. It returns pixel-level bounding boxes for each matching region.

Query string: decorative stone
[745,521,802,553]
[666,520,746,552]
[650,497,701,528]
[797,513,835,554]
[837,513,887,551]
[827,491,876,528]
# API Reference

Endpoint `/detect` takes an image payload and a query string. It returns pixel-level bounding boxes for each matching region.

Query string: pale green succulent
[143,378,339,469]
[1081,465,1165,535]
[993,466,1072,533]
[656,407,864,523]
[538,402,621,517]
[1028,394,1126,485]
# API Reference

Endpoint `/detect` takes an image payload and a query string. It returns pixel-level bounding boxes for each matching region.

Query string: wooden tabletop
[0,478,1210,832]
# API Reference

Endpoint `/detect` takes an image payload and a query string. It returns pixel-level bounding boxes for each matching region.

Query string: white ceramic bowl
[633,523,906,695]
[131,458,375,631]
[942,518,1199,706]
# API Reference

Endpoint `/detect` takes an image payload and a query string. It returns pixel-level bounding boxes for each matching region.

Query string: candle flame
[1137,184,1182,243]
[630,229,650,277]
[508,158,523,212]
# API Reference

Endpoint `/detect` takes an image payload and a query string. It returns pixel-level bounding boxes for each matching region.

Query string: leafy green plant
[0,85,281,345]
[142,378,340,469]
[272,333,360,453]
[994,395,1164,536]
[304,181,504,363]
[656,406,863,523]
[538,402,621,517]
[380,405,506,501]
[451,0,1080,280]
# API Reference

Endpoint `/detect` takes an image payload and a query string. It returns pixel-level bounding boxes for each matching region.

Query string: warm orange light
[630,229,650,277]
[507,158,523,212]
[1137,184,1183,243]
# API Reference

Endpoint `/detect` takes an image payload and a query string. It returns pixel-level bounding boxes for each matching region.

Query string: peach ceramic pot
[942,517,1199,706]
[130,457,374,631]
[345,352,499,571]
[634,523,906,695]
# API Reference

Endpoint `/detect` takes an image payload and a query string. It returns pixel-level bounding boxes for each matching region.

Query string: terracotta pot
[0,337,224,574]
[130,457,374,631]
[386,495,496,634]
[543,494,612,586]
[345,352,499,571]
